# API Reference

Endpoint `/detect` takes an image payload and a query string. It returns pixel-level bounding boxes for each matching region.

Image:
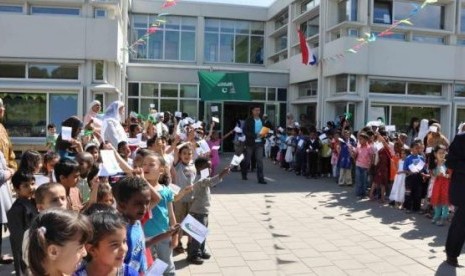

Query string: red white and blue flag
[298,29,317,66]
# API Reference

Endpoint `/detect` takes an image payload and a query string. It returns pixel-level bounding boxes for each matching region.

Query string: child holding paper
[187,157,230,265]
[403,140,428,212]
[429,145,450,226]
[173,144,196,253]
[206,122,234,176]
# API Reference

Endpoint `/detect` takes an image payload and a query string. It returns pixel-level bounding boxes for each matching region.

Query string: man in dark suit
[241,105,267,184]
[445,132,465,267]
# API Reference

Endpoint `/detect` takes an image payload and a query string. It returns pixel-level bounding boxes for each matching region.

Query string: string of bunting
[319,0,438,65]
[126,0,178,55]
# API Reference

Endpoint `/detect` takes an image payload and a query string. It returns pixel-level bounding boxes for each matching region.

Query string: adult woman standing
[102,101,127,148]
[83,100,102,134]
[0,98,15,264]
[406,117,420,146]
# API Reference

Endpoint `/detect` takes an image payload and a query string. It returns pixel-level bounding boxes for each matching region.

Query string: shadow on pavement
[215,155,450,252]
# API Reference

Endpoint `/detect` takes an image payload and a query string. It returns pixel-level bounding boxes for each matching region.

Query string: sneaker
[187,256,204,265]
[258,180,267,184]
[201,252,211,259]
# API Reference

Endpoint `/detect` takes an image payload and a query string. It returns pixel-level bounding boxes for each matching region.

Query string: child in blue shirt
[113,175,179,274]
[403,140,429,212]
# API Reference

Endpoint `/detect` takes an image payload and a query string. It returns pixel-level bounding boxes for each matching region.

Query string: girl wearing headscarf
[0,98,14,264]
[55,116,84,159]
[83,100,102,133]
[102,101,127,148]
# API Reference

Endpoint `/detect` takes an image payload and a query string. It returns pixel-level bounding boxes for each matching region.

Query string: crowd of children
[265,117,454,225]
[3,100,233,276]
[2,98,460,275]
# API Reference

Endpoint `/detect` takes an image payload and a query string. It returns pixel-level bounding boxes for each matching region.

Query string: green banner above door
[198,71,251,101]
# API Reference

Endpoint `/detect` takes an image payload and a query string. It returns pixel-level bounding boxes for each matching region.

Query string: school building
[1,0,465,151]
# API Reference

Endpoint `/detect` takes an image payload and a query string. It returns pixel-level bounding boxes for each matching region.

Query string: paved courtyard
[0,155,463,275]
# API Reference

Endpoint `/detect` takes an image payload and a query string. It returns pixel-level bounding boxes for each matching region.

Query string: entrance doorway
[222,102,264,152]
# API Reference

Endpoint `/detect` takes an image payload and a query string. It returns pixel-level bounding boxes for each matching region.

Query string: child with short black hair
[7,171,38,276]
[113,176,175,274]
[54,158,82,211]
[187,157,230,265]
[75,152,95,204]
[27,209,92,276]
[173,144,196,253]
[112,176,151,274]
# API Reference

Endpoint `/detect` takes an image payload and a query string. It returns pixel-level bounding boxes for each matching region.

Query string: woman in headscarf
[55,116,84,159]
[83,100,102,133]
[416,118,430,143]
[102,101,127,148]
[0,98,14,264]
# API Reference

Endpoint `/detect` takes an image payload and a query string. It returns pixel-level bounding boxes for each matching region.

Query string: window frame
[0,91,79,139]
[30,6,81,16]
[204,18,265,65]
[131,14,197,62]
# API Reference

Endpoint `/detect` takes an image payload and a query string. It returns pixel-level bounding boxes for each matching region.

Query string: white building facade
[2,0,465,149]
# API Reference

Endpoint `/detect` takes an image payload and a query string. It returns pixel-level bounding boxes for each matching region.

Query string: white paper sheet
[200,168,210,181]
[385,125,396,132]
[211,106,219,112]
[319,133,327,140]
[169,184,181,194]
[146,258,169,276]
[234,127,242,133]
[298,140,304,148]
[231,154,244,166]
[211,145,220,150]
[175,111,182,118]
[197,139,211,154]
[429,126,438,133]
[425,147,433,154]
[181,214,209,244]
[212,117,219,123]
[100,150,123,176]
[61,126,72,141]
[34,175,50,187]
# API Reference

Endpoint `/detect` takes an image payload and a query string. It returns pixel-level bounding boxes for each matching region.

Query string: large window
[300,16,319,37]
[0,5,23,13]
[370,79,406,94]
[0,92,77,137]
[374,1,445,30]
[274,10,288,30]
[370,104,440,132]
[412,35,444,45]
[461,8,465,33]
[131,15,196,61]
[455,84,465,97]
[127,82,199,118]
[31,6,80,16]
[299,0,320,14]
[28,64,79,80]
[204,18,264,64]
[338,0,358,23]
[0,63,26,78]
[370,79,442,96]
[373,1,392,24]
[394,2,444,30]
[298,80,318,97]
[335,74,356,93]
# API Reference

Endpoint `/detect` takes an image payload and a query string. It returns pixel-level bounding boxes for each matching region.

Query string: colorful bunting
[125,1,179,54]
